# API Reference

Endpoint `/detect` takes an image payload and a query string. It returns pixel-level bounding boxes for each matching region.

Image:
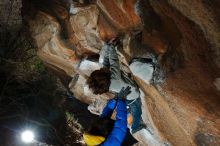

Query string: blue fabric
[126,98,143,133]
[100,100,127,146]
[101,98,143,134]
[114,120,127,133]
[100,99,116,118]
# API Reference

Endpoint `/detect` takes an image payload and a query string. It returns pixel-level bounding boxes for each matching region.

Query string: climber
[83,86,131,146]
[72,36,163,145]
[86,37,146,135]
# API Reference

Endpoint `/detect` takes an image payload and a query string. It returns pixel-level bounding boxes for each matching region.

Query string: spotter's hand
[117,86,131,100]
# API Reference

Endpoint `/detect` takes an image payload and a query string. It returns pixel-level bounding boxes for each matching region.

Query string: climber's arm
[100,99,116,118]
[109,46,121,80]
[102,43,111,68]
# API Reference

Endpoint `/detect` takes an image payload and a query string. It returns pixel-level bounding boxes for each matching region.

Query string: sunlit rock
[29,12,78,76]
[69,5,102,54]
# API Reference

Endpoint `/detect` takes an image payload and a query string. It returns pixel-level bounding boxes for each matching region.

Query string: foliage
[0,28,82,146]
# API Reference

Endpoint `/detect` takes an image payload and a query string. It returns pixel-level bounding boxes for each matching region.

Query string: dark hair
[86,68,111,95]
[86,117,114,137]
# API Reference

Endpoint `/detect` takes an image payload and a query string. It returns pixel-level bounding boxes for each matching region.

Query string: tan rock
[69,5,102,54]
[27,0,220,145]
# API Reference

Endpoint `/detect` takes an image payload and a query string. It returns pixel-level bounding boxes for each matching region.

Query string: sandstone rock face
[69,5,102,54]
[167,0,220,68]
[29,12,78,76]
[26,0,220,145]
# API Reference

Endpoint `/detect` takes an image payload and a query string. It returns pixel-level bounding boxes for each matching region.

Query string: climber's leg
[127,98,163,146]
[127,98,144,134]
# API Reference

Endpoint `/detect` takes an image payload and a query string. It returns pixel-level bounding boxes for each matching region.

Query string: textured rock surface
[24,0,220,145]
[69,5,102,54]
[167,0,220,68]
[0,0,22,31]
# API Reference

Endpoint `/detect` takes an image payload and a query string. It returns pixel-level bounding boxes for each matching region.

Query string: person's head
[83,117,114,145]
[86,68,111,95]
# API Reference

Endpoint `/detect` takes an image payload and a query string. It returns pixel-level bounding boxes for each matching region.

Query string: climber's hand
[109,37,120,47]
[117,86,131,100]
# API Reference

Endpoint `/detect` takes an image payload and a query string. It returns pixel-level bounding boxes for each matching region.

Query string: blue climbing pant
[126,98,143,133]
